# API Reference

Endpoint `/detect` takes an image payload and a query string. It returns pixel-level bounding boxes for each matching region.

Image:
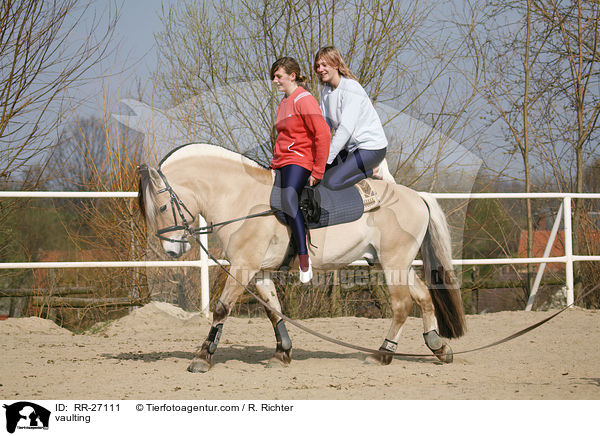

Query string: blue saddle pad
[270,170,364,229]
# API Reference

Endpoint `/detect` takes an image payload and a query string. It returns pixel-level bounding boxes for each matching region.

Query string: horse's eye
[159,205,167,213]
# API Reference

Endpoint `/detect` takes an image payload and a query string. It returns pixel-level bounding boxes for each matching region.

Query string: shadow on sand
[101,344,437,366]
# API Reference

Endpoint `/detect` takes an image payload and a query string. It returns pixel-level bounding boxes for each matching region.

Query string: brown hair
[270,57,307,85]
[313,46,359,82]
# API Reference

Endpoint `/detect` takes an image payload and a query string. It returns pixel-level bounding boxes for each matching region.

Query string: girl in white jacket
[313,46,388,190]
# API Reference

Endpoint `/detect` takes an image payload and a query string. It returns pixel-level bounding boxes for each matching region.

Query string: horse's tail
[419,192,466,338]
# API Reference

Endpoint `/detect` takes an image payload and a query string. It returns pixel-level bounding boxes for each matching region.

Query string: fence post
[199,214,210,317]
[563,196,574,306]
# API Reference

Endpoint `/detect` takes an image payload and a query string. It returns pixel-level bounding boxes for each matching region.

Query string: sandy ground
[0,302,598,400]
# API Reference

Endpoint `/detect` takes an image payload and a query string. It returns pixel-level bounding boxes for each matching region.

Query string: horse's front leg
[254,271,292,367]
[188,266,257,373]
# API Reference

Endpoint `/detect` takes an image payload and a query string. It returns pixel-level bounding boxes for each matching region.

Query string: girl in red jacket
[270,57,331,283]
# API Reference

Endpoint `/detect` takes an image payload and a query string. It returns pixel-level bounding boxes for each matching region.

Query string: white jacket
[320,76,388,164]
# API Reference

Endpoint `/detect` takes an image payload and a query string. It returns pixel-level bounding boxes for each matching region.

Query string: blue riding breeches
[278,164,311,255]
[322,147,387,190]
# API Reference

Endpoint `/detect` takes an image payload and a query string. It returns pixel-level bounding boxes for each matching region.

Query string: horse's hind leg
[409,273,454,363]
[254,272,292,367]
[188,266,258,373]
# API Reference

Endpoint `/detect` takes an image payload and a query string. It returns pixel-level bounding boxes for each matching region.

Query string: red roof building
[517,230,566,272]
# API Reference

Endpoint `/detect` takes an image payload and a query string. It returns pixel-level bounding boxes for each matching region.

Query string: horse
[137,143,466,373]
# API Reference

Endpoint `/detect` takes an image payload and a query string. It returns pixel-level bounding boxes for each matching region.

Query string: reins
[153,169,592,359]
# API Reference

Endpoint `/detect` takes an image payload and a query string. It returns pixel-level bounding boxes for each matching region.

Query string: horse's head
[138,164,193,258]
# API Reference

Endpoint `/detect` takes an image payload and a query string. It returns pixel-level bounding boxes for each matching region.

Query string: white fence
[1,191,600,316]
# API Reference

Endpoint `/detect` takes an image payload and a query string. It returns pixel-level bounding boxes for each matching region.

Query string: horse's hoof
[266,349,292,368]
[433,344,453,363]
[187,358,211,373]
[364,352,393,366]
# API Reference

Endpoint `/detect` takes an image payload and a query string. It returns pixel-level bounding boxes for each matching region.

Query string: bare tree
[462,0,557,296]
[528,0,600,298]
[0,0,117,290]
[454,0,600,307]
[0,0,117,187]
[43,113,149,326]
[52,117,108,190]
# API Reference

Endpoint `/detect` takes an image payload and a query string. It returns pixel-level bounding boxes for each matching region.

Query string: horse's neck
[166,154,272,225]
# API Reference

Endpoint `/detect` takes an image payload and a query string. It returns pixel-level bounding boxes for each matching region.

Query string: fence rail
[2,191,600,315]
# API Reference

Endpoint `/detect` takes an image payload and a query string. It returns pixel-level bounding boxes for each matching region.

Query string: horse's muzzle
[162,239,191,258]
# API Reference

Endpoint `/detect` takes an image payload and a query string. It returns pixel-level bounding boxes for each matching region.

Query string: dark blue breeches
[322,147,386,190]
[279,164,311,255]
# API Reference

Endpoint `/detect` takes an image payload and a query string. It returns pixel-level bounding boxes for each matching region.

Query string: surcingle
[270,170,382,229]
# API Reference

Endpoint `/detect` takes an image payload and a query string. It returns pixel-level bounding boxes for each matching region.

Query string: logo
[3,402,50,433]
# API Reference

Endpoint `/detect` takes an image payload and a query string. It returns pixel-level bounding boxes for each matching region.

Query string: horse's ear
[137,164,149,184]
[147,167,164,190]
[138,165,163,191]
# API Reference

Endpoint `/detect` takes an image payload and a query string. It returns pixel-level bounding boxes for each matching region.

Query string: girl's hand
[309,176,320,186]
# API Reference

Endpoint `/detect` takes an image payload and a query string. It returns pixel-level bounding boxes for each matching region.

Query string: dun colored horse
[138,143,466,372]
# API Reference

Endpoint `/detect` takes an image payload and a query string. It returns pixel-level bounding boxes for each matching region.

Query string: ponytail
[270,57,307,86]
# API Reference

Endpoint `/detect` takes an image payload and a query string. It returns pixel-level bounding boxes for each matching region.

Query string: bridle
[148,168,585,359]
[154,169,196,244]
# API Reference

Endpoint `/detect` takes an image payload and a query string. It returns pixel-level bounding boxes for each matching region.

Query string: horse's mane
[159,143,268,171]
[137,164,156,227]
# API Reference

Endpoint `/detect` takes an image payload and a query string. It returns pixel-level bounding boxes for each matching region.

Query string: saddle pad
[270,170,364,229]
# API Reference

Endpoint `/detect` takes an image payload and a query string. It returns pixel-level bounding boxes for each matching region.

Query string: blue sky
[72,0,165,117]
[112,0,163,78]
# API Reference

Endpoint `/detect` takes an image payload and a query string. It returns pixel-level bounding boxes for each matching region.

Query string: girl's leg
[279,164,311,256]
[322,147,386,190]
